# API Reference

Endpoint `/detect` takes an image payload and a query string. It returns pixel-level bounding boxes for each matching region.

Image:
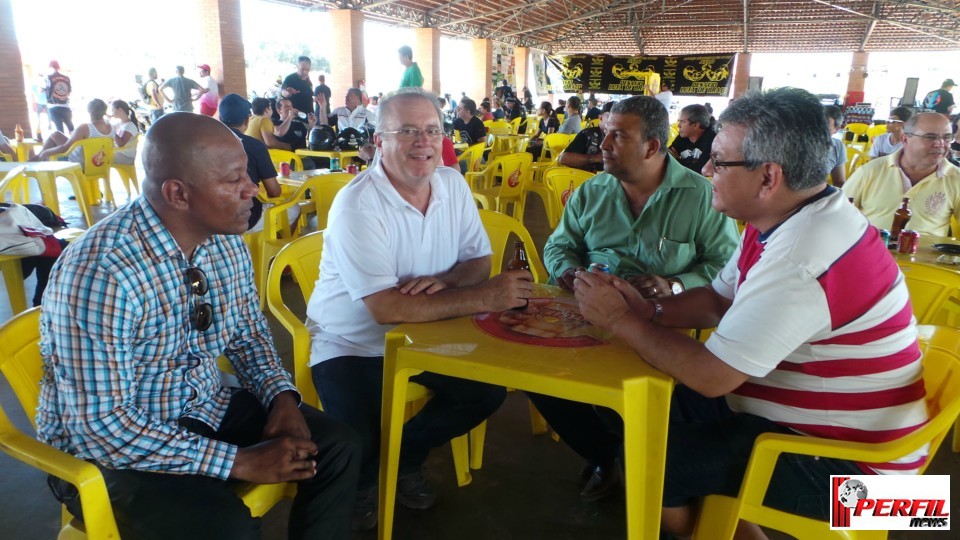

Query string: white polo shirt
[307,163,491,364]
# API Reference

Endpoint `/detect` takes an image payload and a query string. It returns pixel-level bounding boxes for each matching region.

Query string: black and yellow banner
[546,54,735,97]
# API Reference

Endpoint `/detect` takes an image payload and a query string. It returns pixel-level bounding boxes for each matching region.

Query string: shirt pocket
[653,238,696,276]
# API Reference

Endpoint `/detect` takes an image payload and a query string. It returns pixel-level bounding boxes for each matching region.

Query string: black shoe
[579,463,623,502]
[397,470,437,510]
[351,485,378,532]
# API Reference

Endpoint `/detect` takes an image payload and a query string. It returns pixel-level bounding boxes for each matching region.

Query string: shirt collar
[660,154,704,190]
[891,148,951,179]
[134,196,211,263]
[368,161,447,212]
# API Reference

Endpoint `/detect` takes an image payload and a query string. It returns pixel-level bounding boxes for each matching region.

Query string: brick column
[330,9,366,103]
[470,39,493,103]
[414,28,441,94]
[195,0,247,98]
[731,52,752,99]
[846,51,869,97]
[0,0,32,137]
[514,47,530,95]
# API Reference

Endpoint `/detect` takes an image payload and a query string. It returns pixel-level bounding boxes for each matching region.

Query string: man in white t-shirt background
[197,64,220,117]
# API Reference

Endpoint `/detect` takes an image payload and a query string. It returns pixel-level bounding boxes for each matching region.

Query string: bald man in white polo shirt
[306,87,531,531]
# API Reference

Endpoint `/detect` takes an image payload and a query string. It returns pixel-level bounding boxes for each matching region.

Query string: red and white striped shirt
[707,188,928,474]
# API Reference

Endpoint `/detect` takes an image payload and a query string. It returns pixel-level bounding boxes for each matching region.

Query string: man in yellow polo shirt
[844,112,960,235]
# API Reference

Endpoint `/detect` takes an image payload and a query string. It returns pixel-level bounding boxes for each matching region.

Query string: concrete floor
[0,176,957,539]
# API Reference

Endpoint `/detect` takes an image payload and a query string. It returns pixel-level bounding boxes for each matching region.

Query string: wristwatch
[667,278,685,295]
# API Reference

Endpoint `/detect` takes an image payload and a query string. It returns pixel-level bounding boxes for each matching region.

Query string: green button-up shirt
[544,156,739,288]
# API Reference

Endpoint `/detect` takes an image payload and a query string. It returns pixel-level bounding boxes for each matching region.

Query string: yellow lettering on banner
[590,80,602,87]
[679,81,724,95]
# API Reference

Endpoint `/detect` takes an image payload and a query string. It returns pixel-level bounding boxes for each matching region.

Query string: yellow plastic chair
[843,123,870,142]
[109,133,142,201]
[0,308,295,540]
[487,120,512,135]
[669,122,680,147]
[866,123,887,141]
[264,232,482,486]
[693,324,960,540]
[0,151,14,163]
[584,118,600,129]
[47,137,116,207]
[510,117,522,134]
[951,215,960,237]
[251,173,352,307]
[845,147,866,178]
[456,142,486,174]
[267,148,305,172]
[542,166,595,228]
[478,209,546,282]
[471,152,534,221]
[0,165,28,204]
[899,260,960,327]
[556,113,564,123]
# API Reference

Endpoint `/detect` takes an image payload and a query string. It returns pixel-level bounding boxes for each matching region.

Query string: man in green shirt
[532,95,739,502]
[398,45,424,89]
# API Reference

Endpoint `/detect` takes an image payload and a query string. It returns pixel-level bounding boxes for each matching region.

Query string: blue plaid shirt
[37,197,297,479]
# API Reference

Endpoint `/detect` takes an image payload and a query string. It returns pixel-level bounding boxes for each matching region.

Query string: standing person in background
[281,56,315,115]
[45,60,74,135]
[522,87,534,114]
[144,67,165,123]
[159,66,206,113]
[654,82,673,113]
[315,74,332,119]
[197,64,220,117]
[109,100,141,165]
[922,79,956,115]
[398,46,423,88]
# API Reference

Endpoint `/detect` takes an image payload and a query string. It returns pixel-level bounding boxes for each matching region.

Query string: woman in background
[110,100,140,165]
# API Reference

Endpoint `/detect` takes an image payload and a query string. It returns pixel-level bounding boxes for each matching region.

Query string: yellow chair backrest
[510,117,521,133]
[266,231,324,407]
[951,215,960,237]
[0,165,27,203]
[540,133,575,164]
[556,113,564,123]
[693,324,960,540]
[0,308,123,539]
[492,152,533,199]
[268,148,305,172]
[669,122,680,147]
[898,261,960,327]
[866,123,887,139]
[585,118,600,129]
[542,166,594,211]
[478,209,547,282]
[482,119,492,130]
[845,147,865,178]
[488,120,512,135]
[457,142,486,174]
[51,137,114,177]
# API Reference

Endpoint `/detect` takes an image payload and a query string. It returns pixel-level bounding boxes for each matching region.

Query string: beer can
[878,228,891,246]
[897,230,919,254]
[330,157,341,171]
[588,263,610,274]
[279,162,291,176]
[347,163,359,174]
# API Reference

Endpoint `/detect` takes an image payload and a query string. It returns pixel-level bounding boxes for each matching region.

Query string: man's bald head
[142,112,241,202]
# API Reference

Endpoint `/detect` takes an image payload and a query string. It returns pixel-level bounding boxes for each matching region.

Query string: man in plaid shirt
[37,112,360,539]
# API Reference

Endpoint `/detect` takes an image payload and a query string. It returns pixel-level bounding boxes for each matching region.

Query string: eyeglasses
[885,119,904,124]
[187,266,213,332]
[379,127,444,140]
[905,132,953,144]
[709,155,760,171]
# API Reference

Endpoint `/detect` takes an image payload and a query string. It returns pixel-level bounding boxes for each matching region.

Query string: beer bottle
[507,240,530,271]
[14,124,24,142]
[890,197,912,241]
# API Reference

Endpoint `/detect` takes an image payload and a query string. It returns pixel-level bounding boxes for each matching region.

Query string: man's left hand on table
[625,273,672,299]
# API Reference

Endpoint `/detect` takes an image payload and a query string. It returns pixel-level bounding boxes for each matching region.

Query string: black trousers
[312,355,507,489]
[49,106,74,134]
[49,390,361,540]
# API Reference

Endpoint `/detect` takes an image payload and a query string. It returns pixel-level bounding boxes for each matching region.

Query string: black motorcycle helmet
[335,127,365,151]
[309,125,337,151]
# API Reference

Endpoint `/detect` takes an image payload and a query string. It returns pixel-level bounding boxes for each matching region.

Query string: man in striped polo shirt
[573,87,927,538]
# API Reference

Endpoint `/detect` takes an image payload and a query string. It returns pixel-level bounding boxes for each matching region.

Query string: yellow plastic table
[0,161,91,226]
[0,254,27,315]
[11,138,39,162]
[294,149,360,161]
[378,284,674,540]
[277,168,338,187]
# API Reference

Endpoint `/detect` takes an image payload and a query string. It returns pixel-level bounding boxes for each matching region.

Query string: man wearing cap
[44,60,73,134]
[197,64,220,117]
[558,101,615,173]
[868,106,912,159]
[159,66,206,113]
[922,79,956,115]
[217,93,295,231]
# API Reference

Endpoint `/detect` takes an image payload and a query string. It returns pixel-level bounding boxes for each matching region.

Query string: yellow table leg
[0,256,28,314]
[378,332,412,540]
[622,377,674,540]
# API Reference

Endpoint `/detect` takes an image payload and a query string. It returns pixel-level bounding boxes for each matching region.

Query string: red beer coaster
[473,297,607,347]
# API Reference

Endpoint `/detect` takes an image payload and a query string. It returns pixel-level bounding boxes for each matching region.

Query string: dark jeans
[312,355,506,489]
[531,385,862,521]
[49,390,361,540]
[150,109,164,123]
[49,105,74,134]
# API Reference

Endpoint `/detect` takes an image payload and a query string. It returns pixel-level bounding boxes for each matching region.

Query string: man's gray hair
[611,96,669,154]
[681,104,711,130]
[718,87,830,191]
[375,88,445,133]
